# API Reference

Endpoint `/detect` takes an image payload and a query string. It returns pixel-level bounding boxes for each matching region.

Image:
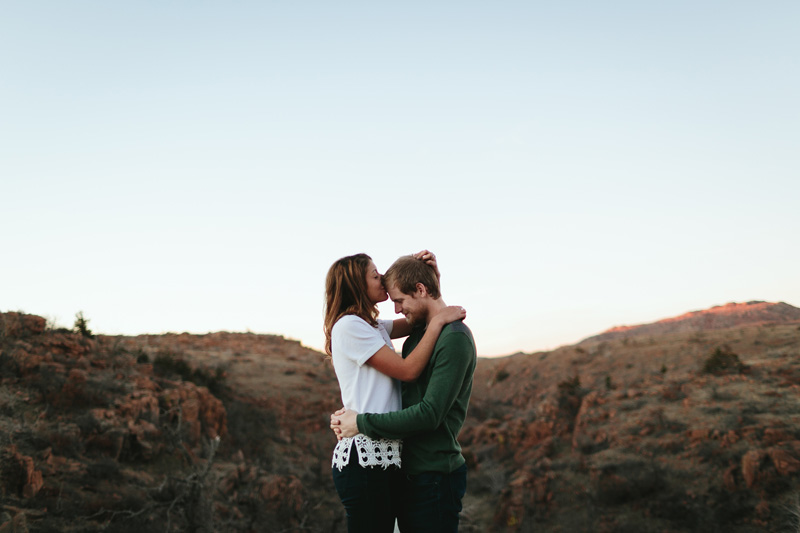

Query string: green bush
[558,375,581,395]
[153,352,226,395]
[557,375,584,425]
[702,345,745,375]
[190,366,227,396]
[153,352,192,379]
[73,311,94,339]
[591,460,665,506]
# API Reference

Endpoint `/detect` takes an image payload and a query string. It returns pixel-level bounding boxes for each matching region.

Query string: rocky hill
[0,312,342,532]
[582,301,800,343]
[464,301,800,532]
[2,302,800,532]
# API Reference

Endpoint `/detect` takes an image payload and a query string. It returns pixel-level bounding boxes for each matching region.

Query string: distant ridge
[581,301,800,343]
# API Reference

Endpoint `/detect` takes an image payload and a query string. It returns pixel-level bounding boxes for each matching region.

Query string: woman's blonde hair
[323,253,379,357]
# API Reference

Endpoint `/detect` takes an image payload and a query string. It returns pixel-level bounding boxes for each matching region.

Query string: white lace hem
[332,434,402,471]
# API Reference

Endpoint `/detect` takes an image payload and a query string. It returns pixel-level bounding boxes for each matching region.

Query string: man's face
[387,283,427,326]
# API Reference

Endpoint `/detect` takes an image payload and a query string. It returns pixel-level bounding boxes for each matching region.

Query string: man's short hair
[383,255,441,299]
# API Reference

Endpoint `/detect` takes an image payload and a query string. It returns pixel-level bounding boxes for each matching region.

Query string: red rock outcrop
[160,381,227,443]
[768,448,800,477]
[0,312,46,338]
[741,449,767,488]
[2,446,43,499]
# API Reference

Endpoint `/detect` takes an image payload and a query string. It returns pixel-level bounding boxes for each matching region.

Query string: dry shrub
[591,460,664,506]
[702,345,745,375]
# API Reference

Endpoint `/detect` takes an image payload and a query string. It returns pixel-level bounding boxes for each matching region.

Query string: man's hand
[331,408,360,439]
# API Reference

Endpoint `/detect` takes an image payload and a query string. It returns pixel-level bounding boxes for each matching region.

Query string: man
[331,254,477,532]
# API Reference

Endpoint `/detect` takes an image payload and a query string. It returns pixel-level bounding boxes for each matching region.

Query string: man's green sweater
[357,320,476,475]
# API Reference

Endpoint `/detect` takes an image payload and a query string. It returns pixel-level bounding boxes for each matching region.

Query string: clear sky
[2,2,798,356]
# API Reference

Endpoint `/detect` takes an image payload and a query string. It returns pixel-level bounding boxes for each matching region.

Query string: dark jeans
[398,463,467,533]
[332,455,401,533]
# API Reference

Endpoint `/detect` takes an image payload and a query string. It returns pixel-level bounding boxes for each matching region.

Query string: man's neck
[424,298,447,326]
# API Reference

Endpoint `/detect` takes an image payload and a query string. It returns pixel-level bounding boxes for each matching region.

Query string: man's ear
[415,282,428,297]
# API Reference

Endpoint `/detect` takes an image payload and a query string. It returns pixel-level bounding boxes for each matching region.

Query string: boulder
[0,312,46,338]
[741,450,767,488]
[768,448,800,477]
[258,474,304,513]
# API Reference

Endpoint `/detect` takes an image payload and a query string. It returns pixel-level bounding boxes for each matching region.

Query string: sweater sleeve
[356,331,473,439]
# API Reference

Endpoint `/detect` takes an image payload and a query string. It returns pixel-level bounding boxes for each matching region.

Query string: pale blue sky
[2,2,798,356]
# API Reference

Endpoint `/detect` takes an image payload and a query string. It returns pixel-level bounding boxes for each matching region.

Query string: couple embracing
[324,251,476,532]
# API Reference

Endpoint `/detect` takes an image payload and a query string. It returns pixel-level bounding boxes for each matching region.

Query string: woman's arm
[390,318,413,339]
[366,305,466,382]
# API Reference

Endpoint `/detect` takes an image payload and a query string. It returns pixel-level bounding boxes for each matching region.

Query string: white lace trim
[332,434,402,471]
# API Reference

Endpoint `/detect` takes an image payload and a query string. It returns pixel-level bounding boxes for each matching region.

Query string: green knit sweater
[357,320,476,475]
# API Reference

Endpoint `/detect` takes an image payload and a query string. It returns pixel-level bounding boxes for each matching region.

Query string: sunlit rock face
[583,301,800,343]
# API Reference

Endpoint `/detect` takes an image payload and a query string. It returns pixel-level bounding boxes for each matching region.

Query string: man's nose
[394,302,401,314]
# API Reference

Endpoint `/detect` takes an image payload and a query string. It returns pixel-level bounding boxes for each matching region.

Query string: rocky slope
[0,312,342,532]
[2,301,800,532]
[463,301,800,532]
[582,301,800,343]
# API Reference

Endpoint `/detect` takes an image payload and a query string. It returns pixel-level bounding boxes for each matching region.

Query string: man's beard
[405,310,427,327]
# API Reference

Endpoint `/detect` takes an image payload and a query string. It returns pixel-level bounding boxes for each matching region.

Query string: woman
[323,251,465,533]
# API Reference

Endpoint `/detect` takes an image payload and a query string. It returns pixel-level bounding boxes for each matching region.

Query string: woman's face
[365,261,389,304]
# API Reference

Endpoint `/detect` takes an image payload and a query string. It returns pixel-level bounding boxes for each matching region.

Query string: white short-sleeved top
[330,315,402,415]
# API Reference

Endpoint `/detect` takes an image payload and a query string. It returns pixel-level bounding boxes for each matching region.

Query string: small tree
[702,345,744,375]
[74,311,93,338]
